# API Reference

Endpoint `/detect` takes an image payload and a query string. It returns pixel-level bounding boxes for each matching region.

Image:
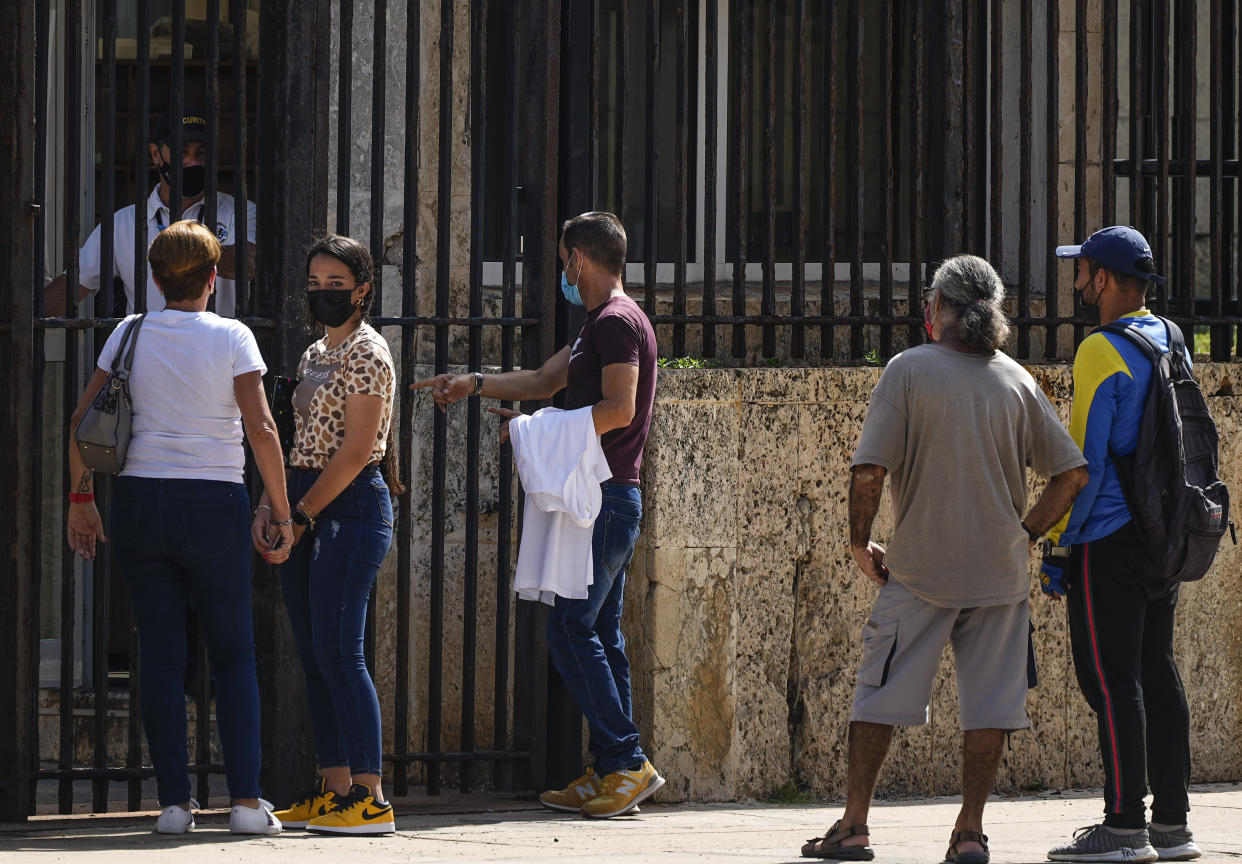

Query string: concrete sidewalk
[3,783,1240,863]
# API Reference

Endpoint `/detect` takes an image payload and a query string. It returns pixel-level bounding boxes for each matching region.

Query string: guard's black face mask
[158,153,206,198]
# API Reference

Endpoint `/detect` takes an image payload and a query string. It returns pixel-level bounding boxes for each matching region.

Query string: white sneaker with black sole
[1146,824,1200,861]
[155,798,199,834]
[1048,825,1158,863]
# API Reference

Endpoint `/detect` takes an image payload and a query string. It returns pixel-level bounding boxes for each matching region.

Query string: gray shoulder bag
[76,314,145,474]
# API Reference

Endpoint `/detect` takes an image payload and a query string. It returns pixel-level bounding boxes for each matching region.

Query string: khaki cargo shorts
[849,578,1032,731]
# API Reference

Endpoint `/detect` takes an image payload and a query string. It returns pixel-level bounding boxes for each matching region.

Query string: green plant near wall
[763,780,818,805]
[657,356,720,369]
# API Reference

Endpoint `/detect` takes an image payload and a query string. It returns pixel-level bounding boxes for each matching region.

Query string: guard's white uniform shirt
[76,186,256,318]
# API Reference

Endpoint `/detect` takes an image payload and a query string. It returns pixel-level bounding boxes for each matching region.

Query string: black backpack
[1100,317,1233,581]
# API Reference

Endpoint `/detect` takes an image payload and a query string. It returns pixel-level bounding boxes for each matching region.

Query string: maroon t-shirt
[564,294,657,485]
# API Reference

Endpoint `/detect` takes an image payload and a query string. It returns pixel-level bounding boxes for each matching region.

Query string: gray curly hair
[929,254,1011,352]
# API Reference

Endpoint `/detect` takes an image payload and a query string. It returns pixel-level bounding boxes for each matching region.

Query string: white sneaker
[155,798,199,834]
[230,797,283,835]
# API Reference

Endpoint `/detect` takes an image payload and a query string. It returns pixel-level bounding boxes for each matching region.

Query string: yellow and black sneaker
[306,783,395,835]
[539,767,602,813]
[273,777,339,829]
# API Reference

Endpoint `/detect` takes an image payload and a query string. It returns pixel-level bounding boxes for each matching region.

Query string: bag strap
[1099,318,1164,366]
[111,314,146,380]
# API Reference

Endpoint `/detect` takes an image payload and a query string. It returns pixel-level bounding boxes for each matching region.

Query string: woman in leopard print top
[251,234,402,834]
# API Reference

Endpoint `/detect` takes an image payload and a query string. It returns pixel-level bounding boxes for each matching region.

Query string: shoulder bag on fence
[75,314,145,474]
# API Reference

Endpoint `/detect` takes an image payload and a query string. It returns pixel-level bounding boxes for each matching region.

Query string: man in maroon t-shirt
[412,212,661,818]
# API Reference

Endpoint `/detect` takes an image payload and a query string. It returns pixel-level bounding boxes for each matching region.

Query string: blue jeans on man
[545,482,645,776]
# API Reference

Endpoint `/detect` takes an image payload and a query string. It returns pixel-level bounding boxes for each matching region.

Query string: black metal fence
[2,0,1241,822]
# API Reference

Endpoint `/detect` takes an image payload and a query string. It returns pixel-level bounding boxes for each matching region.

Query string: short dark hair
[560,211,626,276]
[148,219,221,301]
[306,233,375,316]
[1087,257,1150,295]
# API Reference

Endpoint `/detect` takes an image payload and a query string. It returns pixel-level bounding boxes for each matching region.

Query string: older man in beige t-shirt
[800,255,1088,864]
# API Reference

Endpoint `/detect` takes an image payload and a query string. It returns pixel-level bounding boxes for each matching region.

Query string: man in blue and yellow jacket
[1043,226,1199,864]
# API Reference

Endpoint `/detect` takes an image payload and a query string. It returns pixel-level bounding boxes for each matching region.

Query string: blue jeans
[280,465,393,775]
[546,482,645,777]
[111,476,261,806]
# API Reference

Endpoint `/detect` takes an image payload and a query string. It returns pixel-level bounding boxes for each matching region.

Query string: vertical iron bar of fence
[91,0,119,815]
[1209,0,1223,357]
[908,0,925,344]
[731,0,748,358]
[0,0,38,822]
[617,0,628,223]
[1129,0,1143,231]
[57,0,83,816]
[988,0,1001,265]
[169,0,186,220]
[337,0,353,235]
[761,0,775,358]
[791,0,806,359]
[1044,0,1059,358]
[878,0,893,358]
[643,0,657,315]
[591,0,600,205]
[1178,0,1197,324]
[847,0,863,359]
[493,0,520,792]
[206,0,220,234]
[428,0,455,797]
[823,0,837,357]
[1016,0,1030,358]
[702,0,718,358]
[1236,2,1241,358]
[370,0,387,313]
[462,0,488,794]
[231,0,249,316]
[1073,0,1087,343]
[130,5,150,803]
[1155,0,1170,314]
[1102,0,1116,225]
[134,0,150,316]
[961,0,976,253]
[1221,0,1235,357]
[394,0,420,799]
[673,0,688,356]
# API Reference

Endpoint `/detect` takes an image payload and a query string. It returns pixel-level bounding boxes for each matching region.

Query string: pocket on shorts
[858,619,899,688]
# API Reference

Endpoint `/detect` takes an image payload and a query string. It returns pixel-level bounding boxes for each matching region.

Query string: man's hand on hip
[851,541,890,586]
[487,406,522,443]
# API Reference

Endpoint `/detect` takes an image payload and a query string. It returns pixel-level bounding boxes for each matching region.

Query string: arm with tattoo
[849,463,890,585]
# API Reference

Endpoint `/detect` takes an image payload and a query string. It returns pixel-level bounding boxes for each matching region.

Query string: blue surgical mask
[560,252,585,306]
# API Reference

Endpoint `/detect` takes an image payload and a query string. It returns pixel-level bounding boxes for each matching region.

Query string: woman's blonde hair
[147,219,221,302]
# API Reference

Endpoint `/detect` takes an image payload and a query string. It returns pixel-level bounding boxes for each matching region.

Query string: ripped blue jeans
[280,465,393,775]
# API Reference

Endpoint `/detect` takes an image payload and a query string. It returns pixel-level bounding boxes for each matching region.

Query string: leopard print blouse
[288,322,395,470]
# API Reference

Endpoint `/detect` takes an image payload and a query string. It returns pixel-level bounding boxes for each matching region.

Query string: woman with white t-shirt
[66,220,293,836]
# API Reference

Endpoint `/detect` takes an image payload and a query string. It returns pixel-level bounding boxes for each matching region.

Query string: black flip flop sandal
[943,829,990,864]
[800,819,875,860]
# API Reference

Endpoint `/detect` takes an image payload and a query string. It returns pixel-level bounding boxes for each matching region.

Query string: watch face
[292,510,310,527]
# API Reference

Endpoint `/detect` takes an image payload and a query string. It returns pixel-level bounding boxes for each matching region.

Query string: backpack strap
[1099,318,1164,367]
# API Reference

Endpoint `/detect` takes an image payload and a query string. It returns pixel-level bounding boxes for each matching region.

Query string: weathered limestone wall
[629,363,1242,801]
[387,361,1242,801]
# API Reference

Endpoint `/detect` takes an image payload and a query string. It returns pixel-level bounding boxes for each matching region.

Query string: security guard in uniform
[46,104,256,318]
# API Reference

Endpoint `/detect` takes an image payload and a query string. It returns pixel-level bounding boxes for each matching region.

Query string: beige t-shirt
[851,344,1085,607]
[289,322,395,470]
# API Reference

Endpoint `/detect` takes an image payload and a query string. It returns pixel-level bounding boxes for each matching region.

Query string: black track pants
[1065,520,1191,829]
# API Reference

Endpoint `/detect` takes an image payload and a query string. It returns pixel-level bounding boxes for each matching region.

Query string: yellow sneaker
[539,767,602,813]
[273,777,337,829]
[306,783,395,835]
[580,760,665,818]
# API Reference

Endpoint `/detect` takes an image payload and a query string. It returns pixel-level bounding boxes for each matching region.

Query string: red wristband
[68,493,94,504]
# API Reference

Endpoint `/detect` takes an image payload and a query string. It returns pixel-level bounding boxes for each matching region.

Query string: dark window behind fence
[2,0,1240,821]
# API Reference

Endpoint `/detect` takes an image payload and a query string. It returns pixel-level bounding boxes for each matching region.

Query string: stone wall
[388,361,1242,801]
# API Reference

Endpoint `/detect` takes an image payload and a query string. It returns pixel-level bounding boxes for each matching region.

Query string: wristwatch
[472,371,484,396]
[292,508,316,531]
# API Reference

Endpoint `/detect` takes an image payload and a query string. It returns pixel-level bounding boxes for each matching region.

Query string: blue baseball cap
[1055,225,1166,285]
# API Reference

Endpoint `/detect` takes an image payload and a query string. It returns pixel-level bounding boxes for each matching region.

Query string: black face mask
[1074,288,1100,325]
[307,289,358,327]
[157,154,206,198]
